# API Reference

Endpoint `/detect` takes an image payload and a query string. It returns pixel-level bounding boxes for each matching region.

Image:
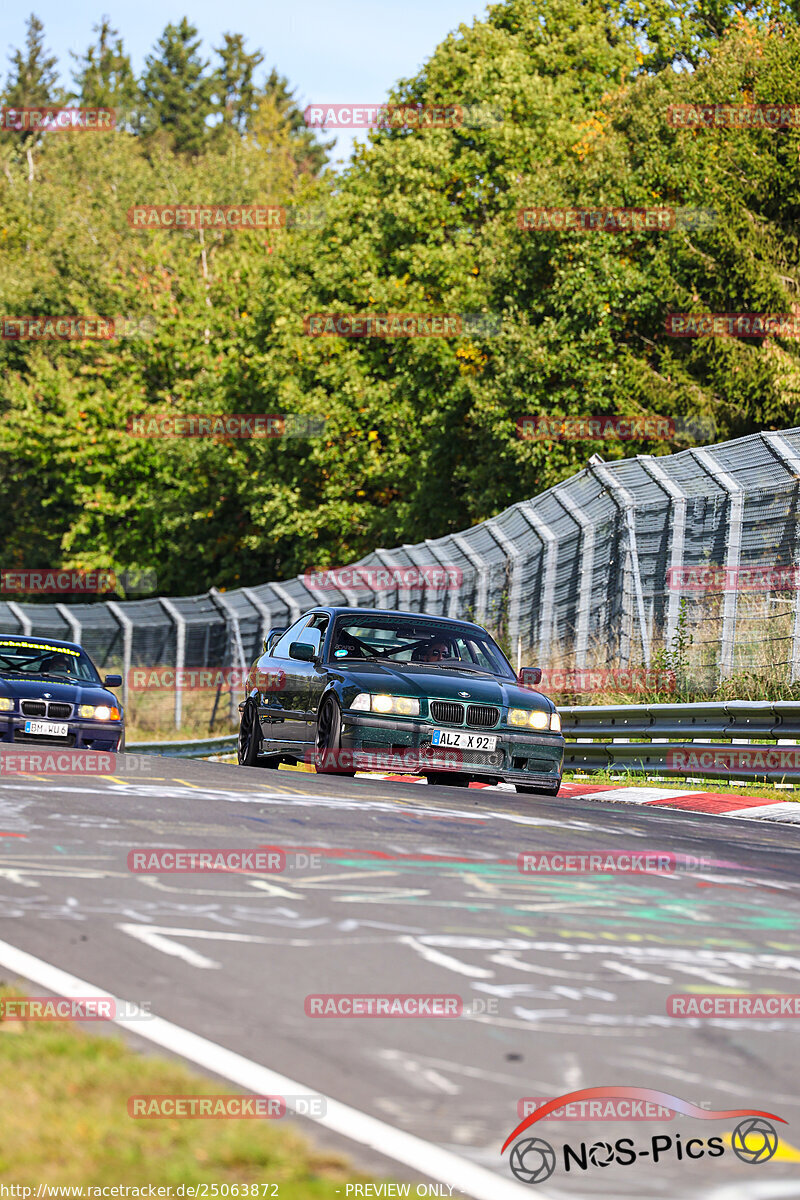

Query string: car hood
[0,676,119,708]
[338,663,555,711]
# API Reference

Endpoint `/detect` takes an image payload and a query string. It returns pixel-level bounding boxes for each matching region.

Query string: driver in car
[412,640,450,663]
[42,653,74,675]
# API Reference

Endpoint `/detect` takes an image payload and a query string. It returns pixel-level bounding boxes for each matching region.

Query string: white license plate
[431,729,497,751]
[24,721,69,737]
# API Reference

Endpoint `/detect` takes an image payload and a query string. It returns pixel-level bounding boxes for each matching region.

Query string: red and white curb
[355,773,800,824]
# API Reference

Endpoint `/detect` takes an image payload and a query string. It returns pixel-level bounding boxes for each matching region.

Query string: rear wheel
[238,701,277,768]
[314,696,355,775]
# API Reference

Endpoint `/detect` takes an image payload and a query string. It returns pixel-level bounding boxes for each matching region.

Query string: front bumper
[340,711,564,789]
[0,717,123,751]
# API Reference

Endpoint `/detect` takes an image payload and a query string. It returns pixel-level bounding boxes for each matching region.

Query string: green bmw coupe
[237,607,564,794]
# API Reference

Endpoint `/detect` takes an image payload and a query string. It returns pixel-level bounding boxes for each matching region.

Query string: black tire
[424,772,470,787]
[238,701,264,767]
[314,696,355,775]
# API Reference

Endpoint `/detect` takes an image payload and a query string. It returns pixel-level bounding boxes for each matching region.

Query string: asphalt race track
[2,748,800,1198]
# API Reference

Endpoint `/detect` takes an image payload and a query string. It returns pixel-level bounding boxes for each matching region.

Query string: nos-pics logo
[502,1087,784,1183]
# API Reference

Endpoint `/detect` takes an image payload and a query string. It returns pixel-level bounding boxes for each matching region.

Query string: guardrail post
[241,587,272,653]
[159,598,186,730]
[423,539,462,618]
[269,582,300,626]
[692,449,744,681]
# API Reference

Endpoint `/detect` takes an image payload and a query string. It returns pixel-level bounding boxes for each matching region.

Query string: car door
[255,615,312,748]
[304,614,331,726]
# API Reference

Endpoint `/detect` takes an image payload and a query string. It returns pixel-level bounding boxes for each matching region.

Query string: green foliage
[2,2,800,597]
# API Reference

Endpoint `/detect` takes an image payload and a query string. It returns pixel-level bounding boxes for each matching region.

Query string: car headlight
[0,697,12,713]
[78,704,121,720]
[550,712,561,732]
[509,708,551,730]
[351,693,419,716]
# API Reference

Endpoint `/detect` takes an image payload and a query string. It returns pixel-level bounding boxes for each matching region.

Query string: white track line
[0,938,541,1200]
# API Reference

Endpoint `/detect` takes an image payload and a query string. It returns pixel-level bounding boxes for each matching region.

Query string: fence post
[588,462,650,667]
[761,432,800,683]
[159,598,185,729]
[7,602,32,634]
[485,517,523,654]
[637,455,687,654]
[692,448,744,681]
[209,588,248,723]
[54,603,81,646]
[518,502,558,666]
[555,489,594,668]
[105,601,132,709]
[452,534,490,625]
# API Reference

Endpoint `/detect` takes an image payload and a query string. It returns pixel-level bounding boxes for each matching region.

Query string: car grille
[20,700,73,719]
[430,700,464,724]
[466,704,499,728]
[460,749,505,768]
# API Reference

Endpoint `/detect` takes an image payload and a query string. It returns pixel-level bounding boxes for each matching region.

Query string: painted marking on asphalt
[173,778,202,789]
[0,832,26,838]
[579,787,702,805]
[0,937,539,1200]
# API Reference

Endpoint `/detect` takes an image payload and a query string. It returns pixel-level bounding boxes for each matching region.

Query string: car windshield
[0,640,101,683]
[329,616,515,677]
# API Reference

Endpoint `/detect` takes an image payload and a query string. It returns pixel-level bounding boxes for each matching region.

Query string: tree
[71,18,139,126]
[212,33,264,133]
[2,13,59,108]
[259,69,334,175]
[139,19,215,155]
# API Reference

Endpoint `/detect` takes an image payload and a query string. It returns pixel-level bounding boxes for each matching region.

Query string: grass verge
[0,986,368,1194]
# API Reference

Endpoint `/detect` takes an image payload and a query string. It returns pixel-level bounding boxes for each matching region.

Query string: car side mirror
[289,641,316,662]
[104,674,123,687]
[518,666,542,688]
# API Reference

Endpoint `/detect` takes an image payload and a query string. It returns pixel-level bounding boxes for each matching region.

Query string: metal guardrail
[126,701,800,783]
[127,735,237,758]
[561,701,800,783]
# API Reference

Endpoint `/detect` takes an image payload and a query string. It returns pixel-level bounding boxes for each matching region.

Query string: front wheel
[314,696,355,775]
